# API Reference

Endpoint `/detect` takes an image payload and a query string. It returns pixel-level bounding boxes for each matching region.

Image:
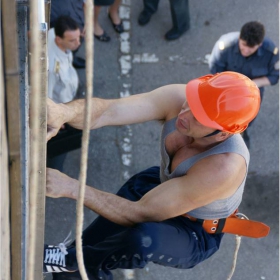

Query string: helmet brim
[186,78,224,131]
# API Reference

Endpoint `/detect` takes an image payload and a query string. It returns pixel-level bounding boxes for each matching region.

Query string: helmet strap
[204,129,221,138]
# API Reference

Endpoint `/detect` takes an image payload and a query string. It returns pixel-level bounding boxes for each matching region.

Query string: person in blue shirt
[208,21,279,148]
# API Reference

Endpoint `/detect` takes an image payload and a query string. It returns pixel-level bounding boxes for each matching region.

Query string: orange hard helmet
[186,71,261,134]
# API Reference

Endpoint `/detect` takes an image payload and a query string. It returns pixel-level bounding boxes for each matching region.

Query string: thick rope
[27,0,41,279]
[75,0,94,279]
[226,213,249,280]
[226,235,242,280]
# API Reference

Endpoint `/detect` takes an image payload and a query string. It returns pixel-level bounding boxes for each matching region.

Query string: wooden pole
[2,1,47,279]
[1,0,23,279]
[28,0,47,279]
[33,24,48,280]
[0,28,11,280]
[17,4,29,279]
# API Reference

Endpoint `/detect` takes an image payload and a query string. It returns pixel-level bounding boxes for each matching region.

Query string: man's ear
[55,36,62,45]
[217,132,230,141]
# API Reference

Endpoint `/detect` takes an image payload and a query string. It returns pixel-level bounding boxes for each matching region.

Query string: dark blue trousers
[53,167,223,280]
[142,0,190,32]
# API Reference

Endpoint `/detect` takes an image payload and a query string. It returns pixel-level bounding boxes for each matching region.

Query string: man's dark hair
[54,16,79,38]
[240,21,265,47]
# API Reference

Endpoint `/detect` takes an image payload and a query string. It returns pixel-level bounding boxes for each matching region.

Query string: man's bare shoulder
[185,152,246,201]
[190,152,246,178]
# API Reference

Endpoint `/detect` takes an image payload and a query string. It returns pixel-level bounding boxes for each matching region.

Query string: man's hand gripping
[46,168,79,198]
[47,98,68,141]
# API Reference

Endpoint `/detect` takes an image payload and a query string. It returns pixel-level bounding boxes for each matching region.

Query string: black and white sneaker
[43,243,74,273]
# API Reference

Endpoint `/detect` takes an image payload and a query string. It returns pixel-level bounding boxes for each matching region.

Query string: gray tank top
[160,118,249,219]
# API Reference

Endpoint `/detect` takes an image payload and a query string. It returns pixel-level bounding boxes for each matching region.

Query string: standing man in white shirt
[48,16,81,104]
[47,16,82,171]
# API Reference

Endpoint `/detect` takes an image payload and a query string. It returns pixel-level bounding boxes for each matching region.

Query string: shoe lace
[58,231,73,255]
[58,243,68,255]
[45,247,66,267]
[44,231,73,266]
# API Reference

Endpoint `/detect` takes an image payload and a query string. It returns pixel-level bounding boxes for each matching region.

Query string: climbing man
[44,72,265,279]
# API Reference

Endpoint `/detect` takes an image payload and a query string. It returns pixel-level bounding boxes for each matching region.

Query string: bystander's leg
[138,0,160,25]
[165,0,190,40]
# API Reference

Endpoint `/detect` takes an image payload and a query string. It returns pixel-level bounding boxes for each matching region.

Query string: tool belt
[182,210,270,238]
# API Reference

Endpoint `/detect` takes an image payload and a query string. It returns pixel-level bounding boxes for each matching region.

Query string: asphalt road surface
[45,1,279,279]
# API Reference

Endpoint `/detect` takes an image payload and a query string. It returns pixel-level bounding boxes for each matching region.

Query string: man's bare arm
[46,153,246,226]
[47,84,186,141]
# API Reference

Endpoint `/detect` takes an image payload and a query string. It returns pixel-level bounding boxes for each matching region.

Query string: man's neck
[189,133,231,150]
[55,37,67,52]
[189,137,219,149]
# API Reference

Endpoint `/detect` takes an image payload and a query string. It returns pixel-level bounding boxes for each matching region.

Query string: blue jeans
[53,167,223,280]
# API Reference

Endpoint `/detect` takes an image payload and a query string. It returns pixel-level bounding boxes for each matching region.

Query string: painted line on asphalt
[119,1,133,183]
